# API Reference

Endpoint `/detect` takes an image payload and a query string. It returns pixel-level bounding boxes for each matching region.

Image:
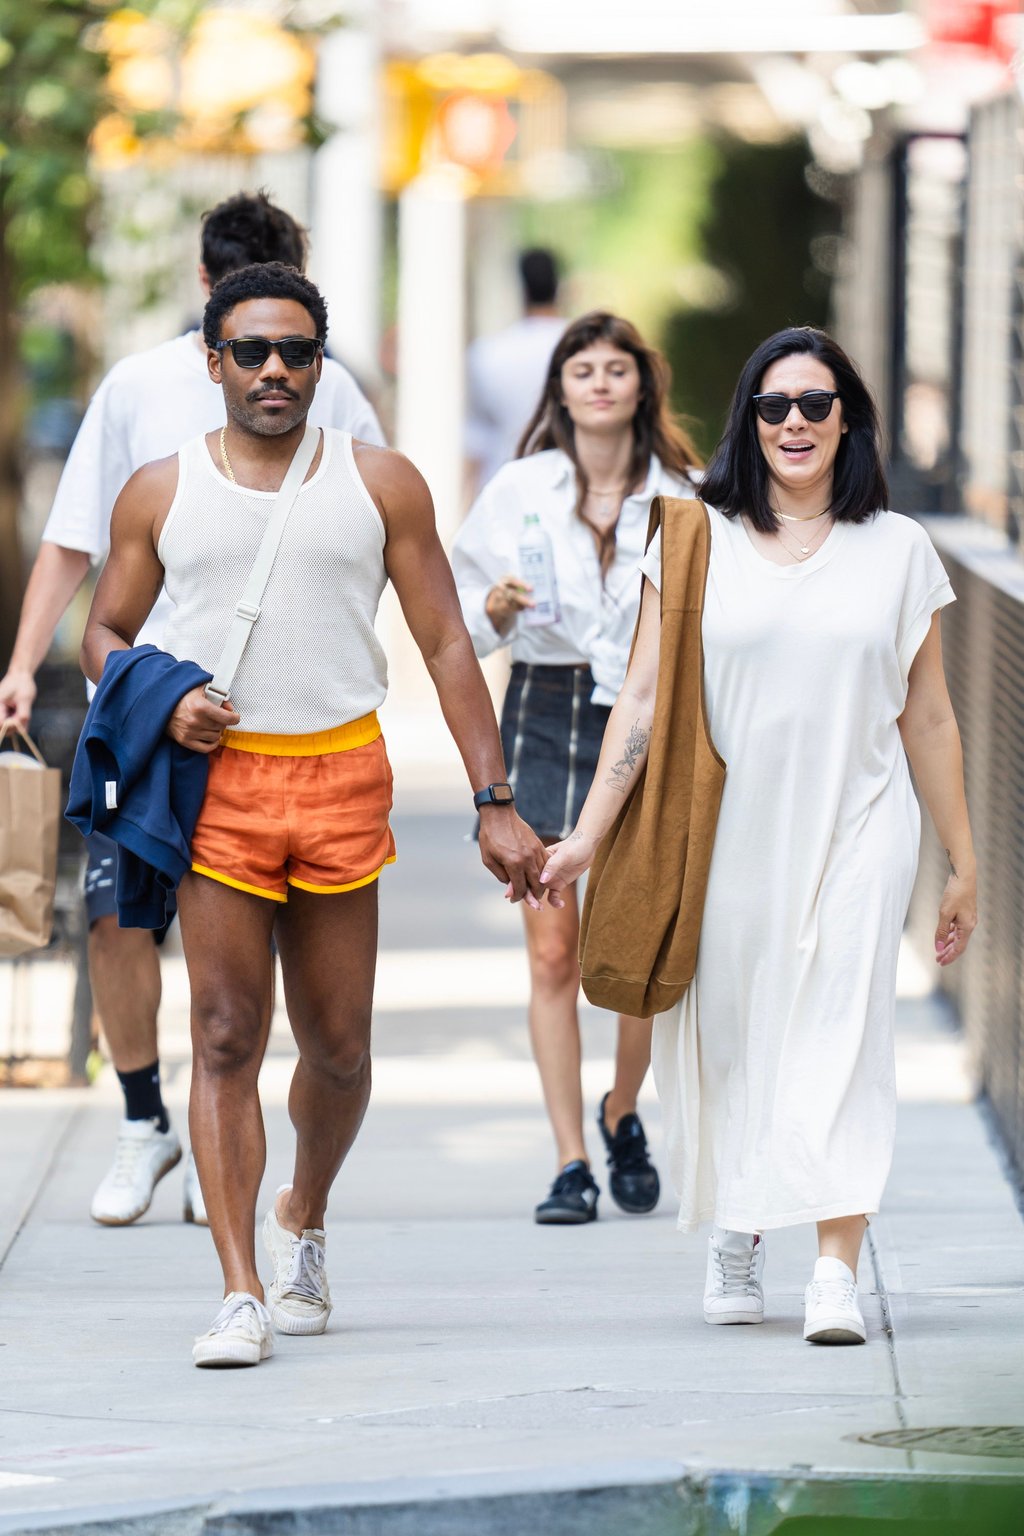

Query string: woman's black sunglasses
[214,336,323,369]
[752,390,840,425]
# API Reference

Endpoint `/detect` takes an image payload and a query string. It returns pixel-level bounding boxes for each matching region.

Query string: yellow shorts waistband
[221,712,381,756]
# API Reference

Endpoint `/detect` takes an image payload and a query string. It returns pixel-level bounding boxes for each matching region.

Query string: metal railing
[908,517,1024,1185]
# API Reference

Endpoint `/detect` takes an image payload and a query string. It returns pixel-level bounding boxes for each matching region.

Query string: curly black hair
[200,190,308,286]
[202,262,329,348]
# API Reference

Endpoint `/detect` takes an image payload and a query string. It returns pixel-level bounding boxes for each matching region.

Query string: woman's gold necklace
[776,516,831,560]
[219,427,236,484]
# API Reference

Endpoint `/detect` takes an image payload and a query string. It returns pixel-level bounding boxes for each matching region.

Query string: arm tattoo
[946,849,958,878]
[606,718,650,794]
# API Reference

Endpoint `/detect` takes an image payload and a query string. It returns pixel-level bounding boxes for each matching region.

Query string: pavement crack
[865,1220,914,1477]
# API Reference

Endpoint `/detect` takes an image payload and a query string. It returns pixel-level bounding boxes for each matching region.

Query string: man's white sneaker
[262,1186,332,1335]
[703,1227,765,1324]
[90,1119,182,1226]
[192,1292,273,1368]
[182,1151,208,1226]
[804,1257,866,1344]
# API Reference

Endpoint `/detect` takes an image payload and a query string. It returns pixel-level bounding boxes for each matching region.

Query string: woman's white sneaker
[262,1187,332,1335]
[703,1227,765,1324]
[90,1119,182,1226]
[804,1257,866,1344]
[193,1292,273,1368]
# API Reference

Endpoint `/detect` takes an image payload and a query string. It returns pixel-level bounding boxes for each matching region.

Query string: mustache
[246,386,300,402]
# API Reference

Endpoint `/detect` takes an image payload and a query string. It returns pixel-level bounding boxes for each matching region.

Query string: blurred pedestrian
[0,190,384,1232]
[465,248,565,495]
[453,311,701,1224]
[541,327,977,1341]
[79,262,550,1368]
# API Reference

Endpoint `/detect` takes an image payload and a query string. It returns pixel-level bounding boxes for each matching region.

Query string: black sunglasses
[213,336,323,369]
[752,390,840,424]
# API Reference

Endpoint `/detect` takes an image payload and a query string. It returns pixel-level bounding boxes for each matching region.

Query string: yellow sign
[382,54,564,196]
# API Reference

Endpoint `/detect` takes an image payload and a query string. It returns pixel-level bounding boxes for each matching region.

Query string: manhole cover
[858,1426,1024,1460]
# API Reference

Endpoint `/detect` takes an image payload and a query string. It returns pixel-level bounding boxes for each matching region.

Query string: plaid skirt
[499,662,611,843]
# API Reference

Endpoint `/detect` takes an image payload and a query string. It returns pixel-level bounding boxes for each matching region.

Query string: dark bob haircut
[202,262,328,349]
[700,326,888,531]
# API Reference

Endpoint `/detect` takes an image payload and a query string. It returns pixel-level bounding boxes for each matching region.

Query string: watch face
[493,783,514,804]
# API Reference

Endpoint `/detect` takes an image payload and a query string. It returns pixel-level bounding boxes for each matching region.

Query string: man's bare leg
[88,917,160,1072]
[178,873,277,1297]
[273,883,379,1236]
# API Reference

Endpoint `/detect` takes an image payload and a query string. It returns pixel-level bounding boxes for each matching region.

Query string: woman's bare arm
[898,612,977,966]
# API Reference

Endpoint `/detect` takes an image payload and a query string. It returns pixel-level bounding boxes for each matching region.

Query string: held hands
[478,805,564,911]
[0,668,36,730]
[935,872,978,967]
[166,685,240,753]
[537,828,599,898]
[485,574,534,635]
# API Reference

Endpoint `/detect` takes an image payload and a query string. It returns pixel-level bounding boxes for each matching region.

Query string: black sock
[116,1060,169,1133]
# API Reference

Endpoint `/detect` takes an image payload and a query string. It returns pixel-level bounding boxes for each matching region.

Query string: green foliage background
[662,137,842,454]
[517,136,841,459]
[0,0,109,297]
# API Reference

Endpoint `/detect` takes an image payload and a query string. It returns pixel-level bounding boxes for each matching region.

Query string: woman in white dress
[452,313,699,1225]
[540,327,976,1343]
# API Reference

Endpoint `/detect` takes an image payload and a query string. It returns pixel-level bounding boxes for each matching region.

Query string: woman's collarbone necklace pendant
[775,507,830,560]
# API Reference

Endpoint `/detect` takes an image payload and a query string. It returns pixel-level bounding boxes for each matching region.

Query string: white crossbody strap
[205,424,320,706]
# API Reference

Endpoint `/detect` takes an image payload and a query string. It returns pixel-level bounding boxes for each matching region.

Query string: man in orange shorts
[82,261,552,1368]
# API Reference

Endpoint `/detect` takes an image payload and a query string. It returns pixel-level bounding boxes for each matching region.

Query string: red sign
[925,0,1019,61]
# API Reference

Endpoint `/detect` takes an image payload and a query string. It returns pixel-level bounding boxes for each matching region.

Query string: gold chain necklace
[776,517,831,560]
[776,507,829,523]
[219,427,236,484]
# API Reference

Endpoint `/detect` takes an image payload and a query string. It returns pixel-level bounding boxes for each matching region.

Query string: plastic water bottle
[517,513,561,627]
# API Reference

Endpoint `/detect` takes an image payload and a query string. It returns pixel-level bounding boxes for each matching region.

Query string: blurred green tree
[662,136,843,457]
[0,0,111,658]
[0,0,334,662]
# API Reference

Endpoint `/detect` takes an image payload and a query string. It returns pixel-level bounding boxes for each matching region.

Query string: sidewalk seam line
[0,1105,82,1274]
[866,1218,915,1480]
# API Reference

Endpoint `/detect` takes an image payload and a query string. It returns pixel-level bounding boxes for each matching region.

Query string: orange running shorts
[189,714,396,902]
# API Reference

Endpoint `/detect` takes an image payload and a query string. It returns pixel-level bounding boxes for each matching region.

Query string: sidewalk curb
[4,1465,1023,1536]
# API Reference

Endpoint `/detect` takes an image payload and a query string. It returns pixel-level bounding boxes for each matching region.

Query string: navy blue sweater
[66,646,212,929]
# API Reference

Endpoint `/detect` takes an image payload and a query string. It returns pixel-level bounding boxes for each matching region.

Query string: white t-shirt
[465,316,565,489]
[42,331,385,664]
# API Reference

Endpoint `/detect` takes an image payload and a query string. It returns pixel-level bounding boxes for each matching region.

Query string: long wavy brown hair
[516,311,701,575]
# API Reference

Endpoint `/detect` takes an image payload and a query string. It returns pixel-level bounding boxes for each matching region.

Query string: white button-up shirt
[451,448,695,706]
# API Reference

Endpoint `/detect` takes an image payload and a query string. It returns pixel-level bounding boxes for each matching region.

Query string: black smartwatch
[473,782,515,809]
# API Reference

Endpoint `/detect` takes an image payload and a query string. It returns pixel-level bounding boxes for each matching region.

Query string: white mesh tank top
[159,429,388,734]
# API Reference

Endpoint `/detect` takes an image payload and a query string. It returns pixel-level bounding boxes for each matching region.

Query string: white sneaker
[182,1151,208,1226]
[262,1186,332,1336]
[90,1118,182,1226]
[703,1227,765,1324]
[192,1292,273,1368]
[804,1256,866,1344]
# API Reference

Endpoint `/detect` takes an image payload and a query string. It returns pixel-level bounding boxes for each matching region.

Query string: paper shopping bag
[0,722,62,957]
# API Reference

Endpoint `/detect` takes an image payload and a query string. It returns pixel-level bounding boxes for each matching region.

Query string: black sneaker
[597,1093,660,1214]
[534,1160,600,1225]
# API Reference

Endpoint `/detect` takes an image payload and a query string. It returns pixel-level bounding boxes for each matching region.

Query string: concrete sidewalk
[0,807,1022,1535]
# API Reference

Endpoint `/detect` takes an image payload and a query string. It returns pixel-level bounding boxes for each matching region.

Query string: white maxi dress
[640,507,955,1233]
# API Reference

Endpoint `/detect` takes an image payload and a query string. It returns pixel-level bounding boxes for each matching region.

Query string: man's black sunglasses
[214,336,323,369]
[752,390,840,425]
